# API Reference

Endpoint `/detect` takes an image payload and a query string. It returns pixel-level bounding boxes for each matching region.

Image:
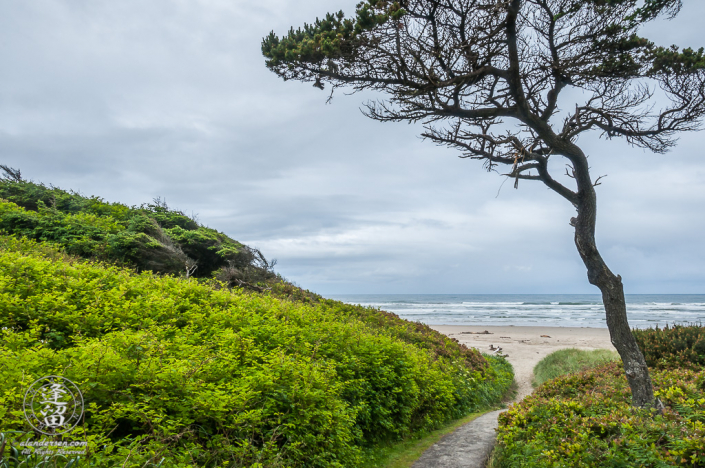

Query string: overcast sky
[1,0,704,295]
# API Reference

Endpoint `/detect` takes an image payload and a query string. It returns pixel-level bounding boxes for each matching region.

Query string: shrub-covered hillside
[0,177,276,289]
[494,325,705,468]
[0,177,513,467]
[633,324,705,370]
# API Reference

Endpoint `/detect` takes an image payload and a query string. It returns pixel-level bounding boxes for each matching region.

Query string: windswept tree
[262,0,705,407]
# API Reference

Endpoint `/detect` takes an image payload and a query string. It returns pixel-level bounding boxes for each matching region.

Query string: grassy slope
[532,348,619,387]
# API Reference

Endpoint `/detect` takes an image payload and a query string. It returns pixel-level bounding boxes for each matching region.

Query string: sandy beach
[431,325,617,401]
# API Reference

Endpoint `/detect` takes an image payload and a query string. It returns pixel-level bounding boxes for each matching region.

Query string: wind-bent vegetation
[0,177,276,290]
[262,0,705,408]
[0,177,513,466]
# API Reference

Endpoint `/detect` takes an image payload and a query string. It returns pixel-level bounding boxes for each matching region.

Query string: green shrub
[633,324,705,369]
[0,236,513,467]
[495,361,705,467]
[0,180,271,284]
[532,348,619,387]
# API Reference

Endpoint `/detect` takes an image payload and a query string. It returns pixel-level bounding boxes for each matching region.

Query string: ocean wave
[462,301,523,307]
[332,294,705,328]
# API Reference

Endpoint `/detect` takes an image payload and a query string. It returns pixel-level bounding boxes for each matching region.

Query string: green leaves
[0,179,256,280]
[633,324,705,369]
[497,361,705,467]
[0,235,511,467]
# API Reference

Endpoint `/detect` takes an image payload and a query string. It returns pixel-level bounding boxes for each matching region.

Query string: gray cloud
[1,0,704,294]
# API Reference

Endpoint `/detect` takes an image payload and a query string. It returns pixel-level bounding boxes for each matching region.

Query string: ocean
[327,294,705,328]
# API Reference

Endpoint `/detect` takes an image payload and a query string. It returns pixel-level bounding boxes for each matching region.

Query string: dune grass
[532,348,619,387]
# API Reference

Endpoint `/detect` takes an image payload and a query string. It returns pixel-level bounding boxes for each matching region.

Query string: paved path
[411,409,506,468]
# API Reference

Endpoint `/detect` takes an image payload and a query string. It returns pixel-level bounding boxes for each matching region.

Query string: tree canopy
[263,0,705,175]
[263,0,705,408]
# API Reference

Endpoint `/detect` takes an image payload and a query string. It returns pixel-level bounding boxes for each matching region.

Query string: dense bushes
[633,324,705,369]
[0,236,513,467]
[0,179,275,285]
[493,326,705,468]
[495,362,705,467]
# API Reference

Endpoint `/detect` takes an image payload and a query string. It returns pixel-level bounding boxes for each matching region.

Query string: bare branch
[0,165,22,182]
[593,174,607,187]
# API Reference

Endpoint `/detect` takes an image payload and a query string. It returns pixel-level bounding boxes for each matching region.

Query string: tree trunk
[572,178,655,408]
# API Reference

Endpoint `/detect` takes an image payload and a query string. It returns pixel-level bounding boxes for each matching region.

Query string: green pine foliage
[261,1,407,68]
[0,236,513,467]
[633,324,705,369]
[262,0,702,86]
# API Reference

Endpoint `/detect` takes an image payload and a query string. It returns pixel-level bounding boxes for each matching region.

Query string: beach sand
[431,325,617,401]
